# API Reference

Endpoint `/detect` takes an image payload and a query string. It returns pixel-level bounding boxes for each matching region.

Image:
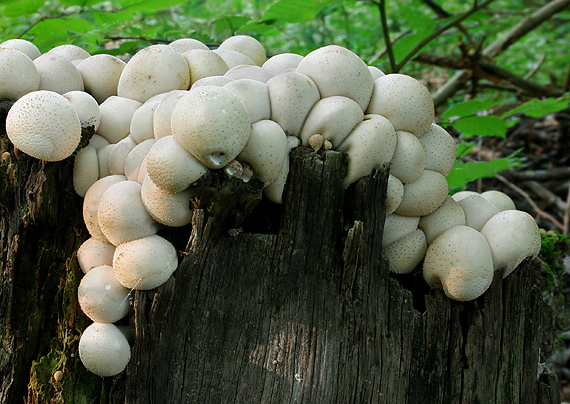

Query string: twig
[506,167,570,182]
[524,54,546,80]
[377,0,396,72]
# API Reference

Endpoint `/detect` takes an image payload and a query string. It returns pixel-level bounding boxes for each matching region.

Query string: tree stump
[0,102,561,403]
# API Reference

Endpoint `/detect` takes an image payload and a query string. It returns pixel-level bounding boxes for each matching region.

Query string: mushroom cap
[153,90,187,140]
[395,170,448,217]
[83,175,126,243]
[6,90,81,161]
[78,265,131,323]
[0,38,41,60]
[423,225,494,301]
[451,190,479,202]
[389,130,426,184]
[338,113,397,187]
[262,53,303,75]
[97,96,142,144]
[77,237,116,274]
[224,64,274,83]
[0,48,40,100]
[97,144,115,178]
[73,146,99,197]
[47,44,90,62]
[146,136,208,193]
[418,123,456,176]
[79,322,131,377]
[266,71,320,136]
[213,48,255,68]
[366,73,434,136]
[419,196,466,245]
[480,210,541,277]
[382,213,420,247]
[171,85,251,169]
[385,174,404,216]
[141,175,194,227]
[125,138,155,182]
[107,136,137,175]
[223,79,270,123]
[263,136,299,203]
[218,35,267,66]
[129,93,166,144]
[480,190,516,211]
[183,49,229,86]
[368,65,385,80]
[63,90,101,130]
[191,75,234,88]
[117,44,190,103]
[384,229,427,274]
[169,37,209,53]
[113,234,178,290]
[296,44,374,111]
[456,194,500,231]
[299,96,364,148]
[88,134,110,150]
[77,54,126,103]
[33,53,84,94]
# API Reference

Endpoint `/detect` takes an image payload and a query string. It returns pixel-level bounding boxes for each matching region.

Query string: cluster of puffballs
[1,35,541,377]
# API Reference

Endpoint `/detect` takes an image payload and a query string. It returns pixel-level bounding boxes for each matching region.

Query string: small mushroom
[368,65,385,80]
[97,96,142,144]
[223,79,271,123]
[63,91,101,131]
[141,175,194,227]
[224,65,274,83]
[169,37,209,53]
[153,90,187,140]
[83,175,126,243]
[385,174,404,216]
[263,136,299,203]
[79,322,131,377]
[395,170,448,217]
[73,146,99,197]
[183,49,229,86]
[389,130,426,184]
[419,196,466,245]
[33,53,84,94]
[107,136,137,175]
[218,35,267,66]
[47,44,90,62]
[0,38,41,60]
[262,53,303,75]
[191,75,234,88]
[213,48,255,68]
[97,144,115,178]
[124,139,155,182]
[382,214,421,247]
[77,54,126,103]
[480,190,516,211]
[76,237,115,274]
[0,48,40,100]
[130,93,166,144]
[418,123,456,176]
[384,229,427,274]
[456,194,500,231]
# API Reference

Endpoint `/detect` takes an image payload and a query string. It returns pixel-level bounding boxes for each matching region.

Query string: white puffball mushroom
[97,180,160,246]
[169,37,209,53]
[395,170,449,217]
[125,139,155,182]
[63,91,101,130]
[418,123,456,176]
[382,214,420,247]
[0,38,40,60]
[385,174,404,216]
[118,44,190,103]
[171,85,251,169]
[74,146,99,197]
[129,93,166,144]
[107,136,137,175]
[451,190,479,202]
[456,194,500,231]
[183,49,229,86]
[213,48,255,68]
[367,73,434,136]
[33,53,84,94]
[423,225,495,302]
[480,190,516,211]
[389,130,426,184]
[153,90,187,140]
[480,210,541,277]
[266,71,320,136]
[191,75,234,88]
[218,35,266,66]
[113,234,178,290]
[47,44,90,62]
[337,114,397,187]
[264,136,299,203]
[146,136,208,193]
[6,90,81,161]
[78,265,131,323]
[97,144,114,178]
[0,48,40,100]
[83,175,126,243]
[262,53,303,75]
[296,44,374,112]
[419,196,467,245]
[384,229,427,274]
[79,322,131,377]
[88,134,110,150]
[368,65,385,80]
[77,54,126,103]
[224,65,274,83]
[299,96,364,148]
[97,96,142,144]
[77,237,116,274]
[141,175,193,227]
[223,79,271,123]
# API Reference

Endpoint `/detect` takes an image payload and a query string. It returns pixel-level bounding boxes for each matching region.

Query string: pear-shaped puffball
[118,44,190,103]
[0,48,40,100]
[153,90,187,140]
[47,44,90,62]
[480,190,516,212]
[113,234,178,290]
[83,175,126,243]
[0,38,41,60]
[367,74,434,136]
[480,210,541,277]
[33,53,84,94]
[146,136,208,193]
[183,49,229,86]
[129,93,166,144]
[262,53,303,75]
[296,45,374,111]
[385,175,404,216]
[299,96,364,148]
[338,114,397,187]
[171,85,251,169]
[238,119,288,186]
[218,35,267,66]
[98,180,160,246]
[77,54,126,103]
[169,38,209,54]
[213,49,254,68]
[77,237,115,274]
[224,65,273,83]
[423,225,494,301]
[418,123,456,176]
[264,136,299,203]
[419,196,466,245]
[384,229,427,274]
[389,130,426,184]
[108,136,137,175]
[78,265,131,323]
[456,194,500,231]
[395,170,448,217]
[63,91,101,130]
[74,146,99,197]
[6,90,81,161]
[141,175,193,227]
[266,72,320,136]
[97,96,142,144]
[79,322,131,377]
[125,139,155,182]
[223,79,270,123]
[382,214,420,247]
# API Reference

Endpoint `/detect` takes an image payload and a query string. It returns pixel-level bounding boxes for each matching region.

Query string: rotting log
[0,99,561,403]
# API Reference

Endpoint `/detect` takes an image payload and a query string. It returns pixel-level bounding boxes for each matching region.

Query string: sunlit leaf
[261,0,335,25]
[440,99,500,120]
[503,94,570,118]
[237,21,282,37]
[211,15,251,35]
[453,115,508,139]
[1,0,44,18]
[28,16,97,51]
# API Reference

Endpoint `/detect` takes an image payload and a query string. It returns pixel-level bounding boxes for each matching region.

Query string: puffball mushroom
[456,194,500,231]
[79,322,131,377]
[419,196,466,245]
[63,91,101,130]
[296,44,374,112]
[33,53,84,94]
[224,65,274,83]
[77,237,116,274]
[0,48,40,100]
[423,225,495,302]
[124,139,155,182]
[192,75,234,88]
[213,48,255,68]
[74,146,99,197]
[183,49,229,86]
[97,144,115,178]
[480,190,516,212]
[97,96,142,144]
[78,265,131,323]
[171,85,251,169]
[368,65,385,80]
[382,214,420,248]
[223,79,271,123]
[169,37,209,53]
[263,136,299,203]
[97,180,160,246]
[77,54,126,103]
[118,44,191,103]
[367,73,434,136]
[451,190,479,202]
[6,90,81,161]
[47,44,90,62]
[385,175,404,216]
[384,229,427,274]
[107,136,137,175]
[129,93,166,144]
[153,90,187,140]
[218,35,267,66]
[480,210,541,277]
[113,234,178,290]
[389,130,426,184]
[262,53,304,75]
[337,113,397,187]
[83,175,126,243]
[141,175,193,227]
[395,170,448,217]
[418,123,456,176]
[0,38,41,60]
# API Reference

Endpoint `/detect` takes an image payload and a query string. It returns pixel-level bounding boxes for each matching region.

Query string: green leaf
[28,16,97,51]
[455,142,476,158]
[261,0,334,25]
[237,21,282,37]
[210,15,251,35]
[440,99,500,120]
[446,155,524,191]
[1,0,44,18]
[453,115,508,139]
[119,0,183,12]
[503,94,570,118]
